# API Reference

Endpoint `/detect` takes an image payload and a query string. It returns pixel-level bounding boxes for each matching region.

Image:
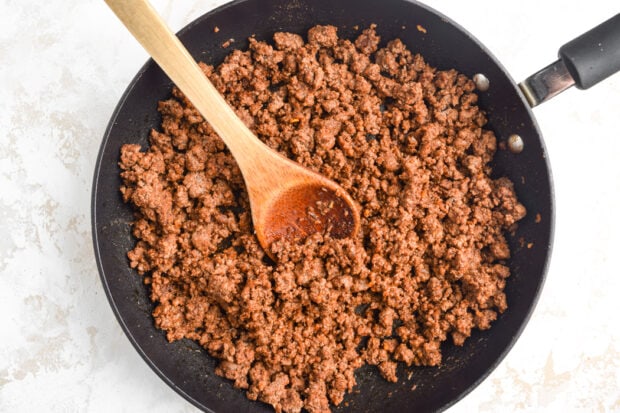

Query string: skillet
[92,0,620,411]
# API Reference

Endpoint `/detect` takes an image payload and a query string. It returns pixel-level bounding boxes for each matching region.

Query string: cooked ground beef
[119,25,525,413]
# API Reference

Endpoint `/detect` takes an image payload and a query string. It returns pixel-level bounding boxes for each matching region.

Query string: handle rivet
[508,134,524,153]
[473,73,490,91]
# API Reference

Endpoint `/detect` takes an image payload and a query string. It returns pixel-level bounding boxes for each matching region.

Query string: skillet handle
[559,13,620,90]
[519,14,620,107]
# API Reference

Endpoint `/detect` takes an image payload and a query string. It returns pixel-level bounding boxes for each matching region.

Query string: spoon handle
[104,0,262,163]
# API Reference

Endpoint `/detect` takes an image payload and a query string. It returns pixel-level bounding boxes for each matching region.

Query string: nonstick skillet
[92,0,620,411]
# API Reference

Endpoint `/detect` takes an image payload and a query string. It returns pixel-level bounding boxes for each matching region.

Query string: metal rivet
[508,134,524,153]
[473,73,490,92]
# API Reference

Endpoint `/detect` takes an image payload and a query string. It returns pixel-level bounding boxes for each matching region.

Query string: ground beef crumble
[119,25,526,413]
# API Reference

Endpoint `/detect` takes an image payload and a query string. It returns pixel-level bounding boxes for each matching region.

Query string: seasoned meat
[119,25,525,413]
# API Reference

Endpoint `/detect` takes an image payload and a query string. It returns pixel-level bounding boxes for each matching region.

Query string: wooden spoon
[105,0,360,257]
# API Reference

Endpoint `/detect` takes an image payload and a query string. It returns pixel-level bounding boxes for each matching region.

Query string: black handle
[559,13,620,90]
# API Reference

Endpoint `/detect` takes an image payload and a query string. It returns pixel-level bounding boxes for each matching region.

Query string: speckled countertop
[1,0,619,411]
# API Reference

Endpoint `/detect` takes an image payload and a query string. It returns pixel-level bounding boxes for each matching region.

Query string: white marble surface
[1,0,619,411]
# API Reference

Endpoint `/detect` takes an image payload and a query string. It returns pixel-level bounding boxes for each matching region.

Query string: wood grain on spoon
[104,0,360,257]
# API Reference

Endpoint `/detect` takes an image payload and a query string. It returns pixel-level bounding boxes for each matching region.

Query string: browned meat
[119,25,525,413]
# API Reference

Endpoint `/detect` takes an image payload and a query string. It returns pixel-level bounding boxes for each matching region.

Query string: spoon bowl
[250,166,360,257]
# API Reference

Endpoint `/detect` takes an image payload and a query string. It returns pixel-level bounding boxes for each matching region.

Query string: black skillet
[92,0,620,411]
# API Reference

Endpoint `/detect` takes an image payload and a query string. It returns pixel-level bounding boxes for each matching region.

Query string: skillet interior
[92,0,554,411]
